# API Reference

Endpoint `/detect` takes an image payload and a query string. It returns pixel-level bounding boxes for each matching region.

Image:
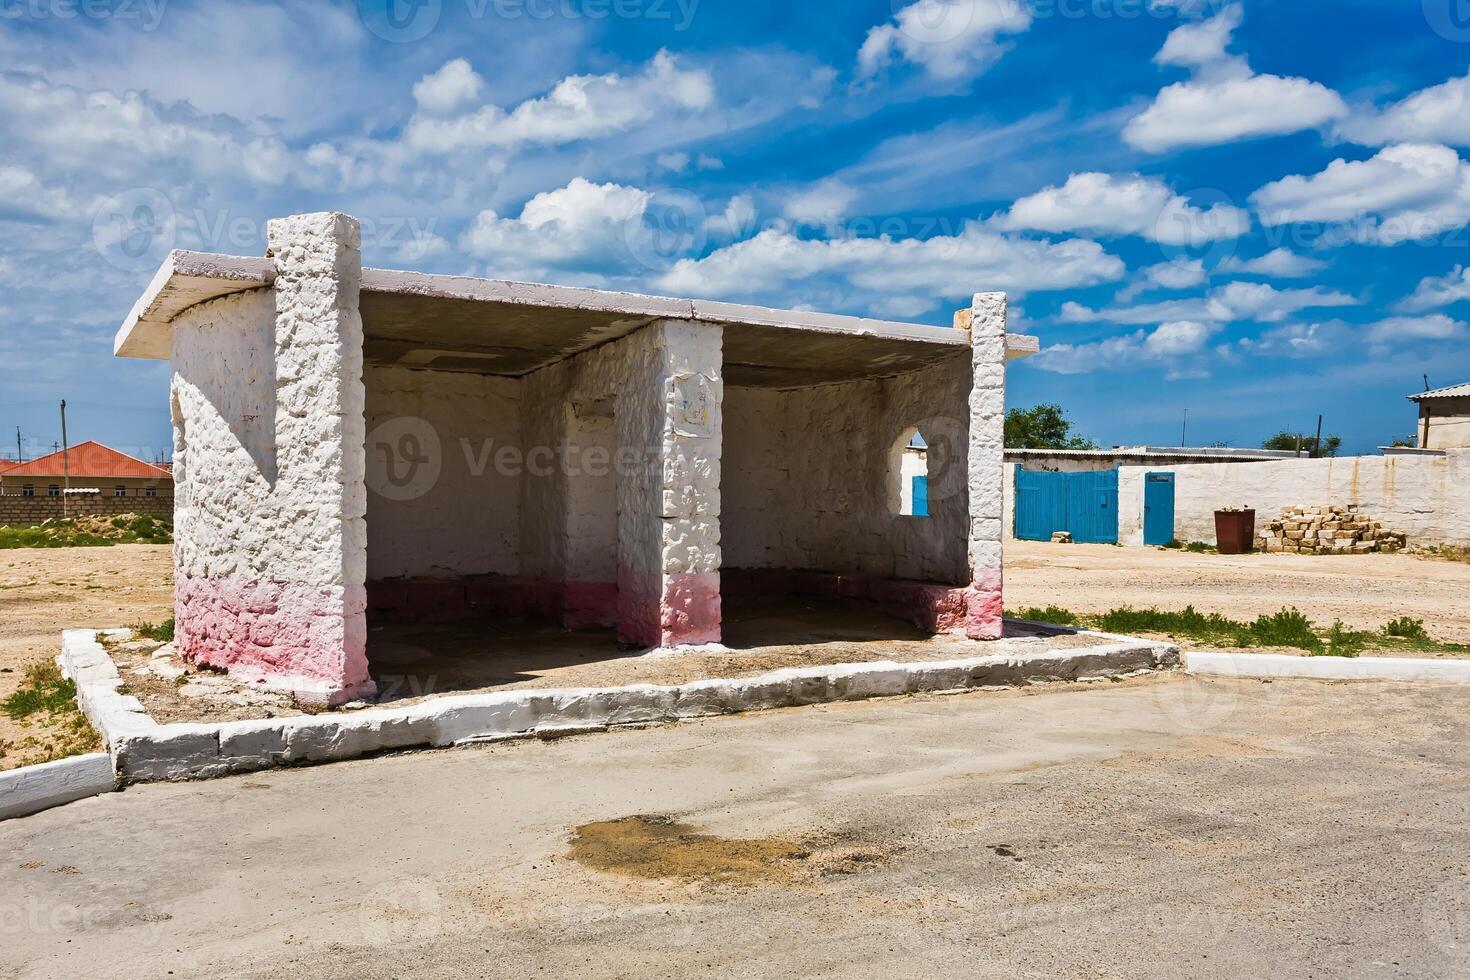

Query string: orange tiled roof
[0,441,171,479]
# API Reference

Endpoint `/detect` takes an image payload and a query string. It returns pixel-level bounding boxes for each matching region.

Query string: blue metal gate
[911,475,929,517]
[1143,471,1176,546]
[1014,466,1119,544]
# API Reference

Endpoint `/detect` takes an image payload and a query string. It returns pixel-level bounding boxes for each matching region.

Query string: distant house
[1409,382,1470,450]
[0,441,172,498]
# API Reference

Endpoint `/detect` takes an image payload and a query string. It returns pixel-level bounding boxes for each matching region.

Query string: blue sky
[2,0,1469,459]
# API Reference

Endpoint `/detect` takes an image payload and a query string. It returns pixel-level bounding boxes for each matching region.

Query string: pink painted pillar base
[175,573,375,706]
[616,567,722,648]
[964,567,1004,640]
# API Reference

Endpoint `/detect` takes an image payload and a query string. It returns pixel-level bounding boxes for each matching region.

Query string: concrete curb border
[1184,650,1470,683]
[0,753,116,821]
[59,628,1179,783]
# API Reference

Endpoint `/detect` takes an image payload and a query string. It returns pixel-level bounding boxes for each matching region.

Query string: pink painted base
[175,573,372,705]
[617,568,722,648]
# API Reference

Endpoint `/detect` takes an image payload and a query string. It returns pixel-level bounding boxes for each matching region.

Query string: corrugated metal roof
[0,441,171,479]
[1005,447,1298,462]
[1409,381,1470,400]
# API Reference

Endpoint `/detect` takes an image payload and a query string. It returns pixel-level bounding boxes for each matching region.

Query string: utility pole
[14,427,20,463]
[1180,409,1188,447]
[1312,414,1323,459]
[60,400,69,519]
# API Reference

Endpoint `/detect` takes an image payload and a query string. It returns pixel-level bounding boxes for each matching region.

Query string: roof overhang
[116,251,1040,386]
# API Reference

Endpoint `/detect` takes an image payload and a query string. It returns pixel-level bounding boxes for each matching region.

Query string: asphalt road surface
[4,674,1468,979]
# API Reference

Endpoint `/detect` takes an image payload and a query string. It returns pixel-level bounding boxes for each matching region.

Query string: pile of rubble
[1256,505,1407,554]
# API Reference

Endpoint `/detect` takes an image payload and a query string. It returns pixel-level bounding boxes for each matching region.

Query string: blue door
[1015,466,1068,541]
[911,475,929,517]
[1014,466,1119,543]
[1066,469,1118,544]
[1143,472,1176,546]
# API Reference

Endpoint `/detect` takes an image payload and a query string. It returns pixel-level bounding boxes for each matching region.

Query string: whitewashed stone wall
[363,365,521,579]
[519,318,723,644]
[1117,450,1470,547]
[722,353,972,585]
[170,212,372,703]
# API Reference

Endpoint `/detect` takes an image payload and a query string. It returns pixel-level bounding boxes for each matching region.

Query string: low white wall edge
[0,753,116,821]
[1185,650,1470,683]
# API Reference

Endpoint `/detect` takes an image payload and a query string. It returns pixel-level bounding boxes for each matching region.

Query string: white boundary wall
[1118,450,1470,547]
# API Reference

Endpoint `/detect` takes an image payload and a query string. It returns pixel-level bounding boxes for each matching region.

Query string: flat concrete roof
[115,250,1039,387]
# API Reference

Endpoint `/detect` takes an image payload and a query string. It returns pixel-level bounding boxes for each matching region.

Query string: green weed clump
[130,618,175,643]
[1011,605,1080,626]
[2,662,79,719]
[1384,616,1428,640]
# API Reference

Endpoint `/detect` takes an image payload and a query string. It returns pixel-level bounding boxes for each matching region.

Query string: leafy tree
[1004,404,1099,450]
[1262,430,1342,457]
[1389,435,1418,448]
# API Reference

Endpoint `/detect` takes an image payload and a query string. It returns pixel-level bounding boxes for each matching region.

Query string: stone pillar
[263,212,372,701]
[965,292,1007,640]
[615,320,723,647]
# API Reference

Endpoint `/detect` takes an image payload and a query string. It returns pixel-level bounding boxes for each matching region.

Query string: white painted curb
[59,628,1179,783]
[1184,650,1470,683]
[0,753,116,821]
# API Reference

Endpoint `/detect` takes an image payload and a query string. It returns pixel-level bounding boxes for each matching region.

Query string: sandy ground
[0,545,172,763]
[4,675,1469,978]
[1006,540,1470,645]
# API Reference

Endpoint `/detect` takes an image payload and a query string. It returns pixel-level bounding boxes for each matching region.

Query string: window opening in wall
[145,486,158,498]
[47,484,60,497]
[115,486,127,497]
[22,485,34,497]
[892,428,930,518]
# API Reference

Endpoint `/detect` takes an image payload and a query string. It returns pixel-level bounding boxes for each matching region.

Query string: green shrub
[2,662,79,719]
[1319,619,1365,658]
[1013,605,1079,626]
[1383,616,1428,640]
[130,618,175,643]
[1249,608,1322,652]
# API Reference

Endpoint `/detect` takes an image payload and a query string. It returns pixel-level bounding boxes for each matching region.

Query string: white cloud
[857,0,1032,82]
[1239,321,1353,357]
[1217,248,1327,278]
[656,223,1124,314]
[1124,4,1346,153]
[0,166,98,222]
[1062,281,1358,325]
[1398,265,1470,312]
[1117,259,1207,302]
[412,59,486,115]
[1032,320,1219,375]
[459,178,654,279]
[656,152,691,172]
[783,179,859,224]
[405,50,715,153]
[1339,71,1470,147]
[1364,314,1468,345]
[1251,143,1470,245]
[996,172,1249,245]
[1142,258,1208,291]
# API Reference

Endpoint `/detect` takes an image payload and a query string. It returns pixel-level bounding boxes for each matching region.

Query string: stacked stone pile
[1256,505,1407,554]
